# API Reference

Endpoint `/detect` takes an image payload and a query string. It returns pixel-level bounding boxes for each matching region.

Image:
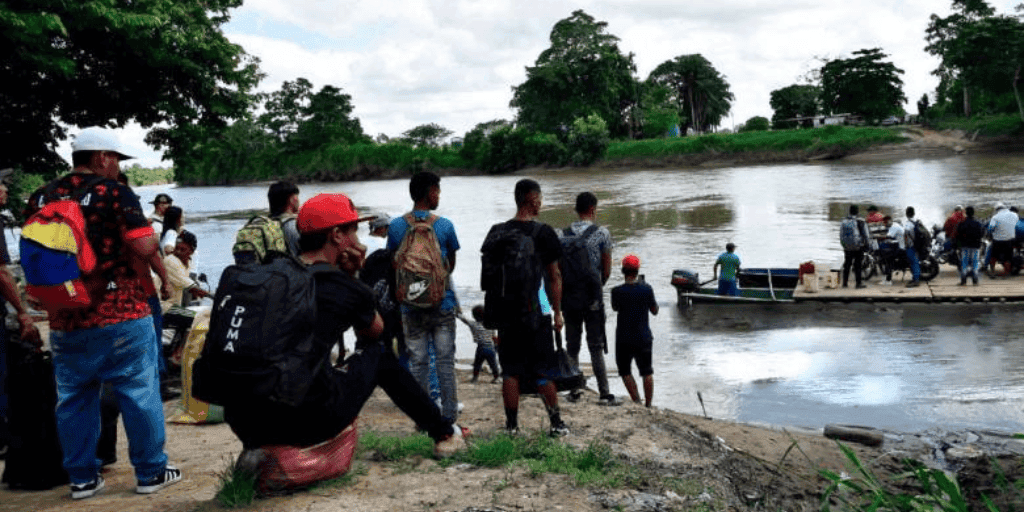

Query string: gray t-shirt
[273,213,300,257]
[562,220,613,272]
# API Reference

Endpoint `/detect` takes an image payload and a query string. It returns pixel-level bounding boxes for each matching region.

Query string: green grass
[604,125,907,161]
[213,428,664,508]
[121,164,175,186]
[928,113,1024,137]
[820,442,1024,512]
[215,458,257,508]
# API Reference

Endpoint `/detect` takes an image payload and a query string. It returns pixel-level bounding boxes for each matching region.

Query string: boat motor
[670,269,701,292]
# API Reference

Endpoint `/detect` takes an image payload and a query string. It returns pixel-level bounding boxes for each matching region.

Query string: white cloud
[102,0,1018,166]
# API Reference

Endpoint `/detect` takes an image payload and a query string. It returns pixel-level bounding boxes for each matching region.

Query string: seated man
[161,230,209,311]
[160,231,209,365]
[223,193,466,463]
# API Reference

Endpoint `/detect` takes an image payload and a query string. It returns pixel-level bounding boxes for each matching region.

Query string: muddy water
[134,154,1024,434]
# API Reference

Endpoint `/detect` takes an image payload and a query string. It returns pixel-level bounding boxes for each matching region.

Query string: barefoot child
[457,305,500,383]
[610,255,659,407]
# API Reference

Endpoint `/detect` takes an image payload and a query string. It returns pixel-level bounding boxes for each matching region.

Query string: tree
[925,1,1024,119]
[1,0,262,174]
[647,54,734,134]
[632,82,681,138]
[738,116,771,132]
[925,0,998,116]
[567,114,610,166]
[402,123,454,147]
[917,94,931,117]
[769,84,822,129]
[510,10,638,138]
[256,79,366,155]
[819,48,906,121]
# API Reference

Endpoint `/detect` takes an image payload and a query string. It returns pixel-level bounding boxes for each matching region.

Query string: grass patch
[928,114,1024,137]
[358,430,435,461]
[449,430,647,488]
[604,125,906,161]
[215,459,257,508]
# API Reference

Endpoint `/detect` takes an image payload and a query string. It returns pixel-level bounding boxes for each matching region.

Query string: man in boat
[713,243,741,296]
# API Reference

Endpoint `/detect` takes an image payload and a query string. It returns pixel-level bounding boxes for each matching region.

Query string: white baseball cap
[71,127,134,160]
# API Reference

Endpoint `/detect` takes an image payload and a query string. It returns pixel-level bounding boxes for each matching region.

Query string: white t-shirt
[887,223,906,250]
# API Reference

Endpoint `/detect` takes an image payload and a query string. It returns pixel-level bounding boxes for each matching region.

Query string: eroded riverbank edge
[3,366,1022,512]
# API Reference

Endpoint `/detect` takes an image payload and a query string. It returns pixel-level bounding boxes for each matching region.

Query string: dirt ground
[4,361,1021,512]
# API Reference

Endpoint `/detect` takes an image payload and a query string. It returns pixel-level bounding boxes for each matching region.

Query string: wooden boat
[671,268,798,306]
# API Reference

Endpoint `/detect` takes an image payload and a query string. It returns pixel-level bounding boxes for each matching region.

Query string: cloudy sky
[64,0,1021,168]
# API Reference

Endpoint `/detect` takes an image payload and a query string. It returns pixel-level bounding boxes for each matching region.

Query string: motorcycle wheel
[920,255,940,281]
[858,252,876,281]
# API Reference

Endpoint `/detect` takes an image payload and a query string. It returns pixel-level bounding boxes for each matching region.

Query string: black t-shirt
[611,281,657,347]
[224,270,376,447]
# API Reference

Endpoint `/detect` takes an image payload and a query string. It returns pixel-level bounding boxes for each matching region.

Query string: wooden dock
[793,264,1024,303]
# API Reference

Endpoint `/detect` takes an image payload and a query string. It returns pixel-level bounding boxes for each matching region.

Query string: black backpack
[1,340,68,490]
[559,224,602,311]
[480,221,543,330]
[192,256,335,407]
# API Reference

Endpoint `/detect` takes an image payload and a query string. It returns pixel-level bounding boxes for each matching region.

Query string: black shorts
[497,315,556,384]
[991,239,1014,264]
[615,342,653,377]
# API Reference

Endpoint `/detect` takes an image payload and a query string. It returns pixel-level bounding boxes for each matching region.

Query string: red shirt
[25,172,155,331]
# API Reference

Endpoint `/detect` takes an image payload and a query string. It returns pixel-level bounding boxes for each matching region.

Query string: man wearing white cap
[987,202,1018,276]
[24,127,179,499]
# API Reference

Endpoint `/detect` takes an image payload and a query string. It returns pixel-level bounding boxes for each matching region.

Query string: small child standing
[457,305,500,383]
[610,255,659,407]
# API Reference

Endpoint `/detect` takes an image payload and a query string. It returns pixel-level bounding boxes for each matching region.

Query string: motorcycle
[859,244,940,283]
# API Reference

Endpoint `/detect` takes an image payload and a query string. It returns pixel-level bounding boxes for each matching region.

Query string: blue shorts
[717,279,739,296]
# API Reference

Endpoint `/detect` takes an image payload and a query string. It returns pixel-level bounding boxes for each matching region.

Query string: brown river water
[124,153,1024,434]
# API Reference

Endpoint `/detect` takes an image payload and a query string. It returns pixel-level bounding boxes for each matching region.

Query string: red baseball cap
[622,254,640,270]
[297,193,376,234]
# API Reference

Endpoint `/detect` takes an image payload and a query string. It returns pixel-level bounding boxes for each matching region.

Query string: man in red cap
[610,255,658,407]
[223,193,466,461]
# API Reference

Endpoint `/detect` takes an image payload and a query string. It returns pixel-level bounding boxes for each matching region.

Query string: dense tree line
[7,2,1019,183]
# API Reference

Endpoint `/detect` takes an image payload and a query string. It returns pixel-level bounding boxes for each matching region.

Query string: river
[130,154,1024,434]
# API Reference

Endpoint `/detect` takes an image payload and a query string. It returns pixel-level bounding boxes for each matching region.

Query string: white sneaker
[136,465,182,494]
[880,280,892,286]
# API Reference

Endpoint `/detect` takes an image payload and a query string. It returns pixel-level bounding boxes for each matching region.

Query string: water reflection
[118,155,1024,433]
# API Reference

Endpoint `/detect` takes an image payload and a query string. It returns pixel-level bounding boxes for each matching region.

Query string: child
[457,305,500,383]
[610,255,659,407]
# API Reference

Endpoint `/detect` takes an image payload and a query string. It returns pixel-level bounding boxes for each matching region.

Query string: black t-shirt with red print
[24,172,155,331]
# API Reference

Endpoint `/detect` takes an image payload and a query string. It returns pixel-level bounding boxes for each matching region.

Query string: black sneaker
[549,421,570,437]
[136,465,182,494]
[71,476,105,500]
[565,389,583,403]
[597,394,622,406]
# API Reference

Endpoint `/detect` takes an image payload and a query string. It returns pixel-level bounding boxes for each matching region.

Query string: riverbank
[263,127,1024,185]
[3,366,1021,512]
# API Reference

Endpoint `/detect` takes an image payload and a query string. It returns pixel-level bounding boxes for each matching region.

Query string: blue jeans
[51,317,168,484]
[960,247,980,282]
[717,278,739,296]
[147,296,165,376]
[401,307,457,421]
[905,247,921,281]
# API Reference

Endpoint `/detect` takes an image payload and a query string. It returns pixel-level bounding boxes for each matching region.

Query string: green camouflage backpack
[232,215,288,264]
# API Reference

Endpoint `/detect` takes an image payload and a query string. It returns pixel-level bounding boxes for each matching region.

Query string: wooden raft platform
[792,264,1024,303]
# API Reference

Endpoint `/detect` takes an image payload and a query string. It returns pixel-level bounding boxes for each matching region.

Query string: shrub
[739,116,771,132]
[567,114,610,166]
